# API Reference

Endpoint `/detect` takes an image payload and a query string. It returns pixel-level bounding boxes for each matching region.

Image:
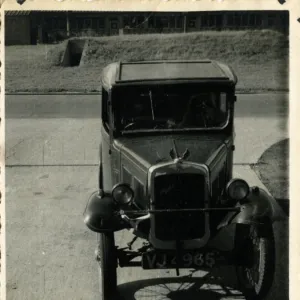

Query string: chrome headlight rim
[112,183,134,205]
[226,178,250,202]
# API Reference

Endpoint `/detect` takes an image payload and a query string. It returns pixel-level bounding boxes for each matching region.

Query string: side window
[102,89,110,130]
[220,93,227,113]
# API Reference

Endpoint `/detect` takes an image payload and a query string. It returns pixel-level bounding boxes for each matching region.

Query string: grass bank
[5,30,289,93]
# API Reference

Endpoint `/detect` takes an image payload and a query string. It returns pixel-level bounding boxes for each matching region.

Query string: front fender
[219,187,287,229]
[83,191,127,233]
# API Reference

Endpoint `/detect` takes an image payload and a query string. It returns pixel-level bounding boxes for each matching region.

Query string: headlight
[112,183,134,205]
[226,178,249,201]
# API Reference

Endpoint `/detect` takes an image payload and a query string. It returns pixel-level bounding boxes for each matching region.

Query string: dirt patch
[5,30,289,93]
[61,39,86,67]
[252,138,289,213]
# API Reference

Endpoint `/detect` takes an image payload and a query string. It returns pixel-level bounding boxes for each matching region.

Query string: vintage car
[83,60,284,300]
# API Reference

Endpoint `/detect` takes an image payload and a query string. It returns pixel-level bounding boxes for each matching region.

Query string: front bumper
[83,191,243,252]
[115,222,251,269]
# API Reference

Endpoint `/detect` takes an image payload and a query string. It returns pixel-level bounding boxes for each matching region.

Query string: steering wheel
[154,121,167,129]
[124,122,137,130]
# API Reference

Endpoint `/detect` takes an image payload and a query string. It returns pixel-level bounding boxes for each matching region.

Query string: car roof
[101,60,238,90]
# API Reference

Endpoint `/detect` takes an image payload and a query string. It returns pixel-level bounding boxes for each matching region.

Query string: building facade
[5,10,289,45]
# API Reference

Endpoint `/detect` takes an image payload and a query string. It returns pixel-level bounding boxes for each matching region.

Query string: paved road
[5,166,289,300]
[5,93,289,300]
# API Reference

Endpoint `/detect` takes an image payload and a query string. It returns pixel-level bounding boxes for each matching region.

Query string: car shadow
[117,267,245,300]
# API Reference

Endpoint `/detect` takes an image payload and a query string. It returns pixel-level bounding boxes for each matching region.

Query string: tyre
[97,232,118,300]
[236,223,275,300]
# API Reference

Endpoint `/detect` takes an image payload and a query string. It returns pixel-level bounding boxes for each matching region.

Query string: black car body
[83,60,285,300]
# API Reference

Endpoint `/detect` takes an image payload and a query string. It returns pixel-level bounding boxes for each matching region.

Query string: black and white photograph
[1,1,296,300]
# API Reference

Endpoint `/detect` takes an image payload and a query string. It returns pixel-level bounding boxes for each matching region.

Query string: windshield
[114,85,230,132]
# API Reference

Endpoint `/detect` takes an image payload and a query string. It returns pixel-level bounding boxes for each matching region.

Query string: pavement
[5,93,289,300]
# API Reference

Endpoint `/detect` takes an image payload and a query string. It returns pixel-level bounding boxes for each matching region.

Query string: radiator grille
[153,173,206,241]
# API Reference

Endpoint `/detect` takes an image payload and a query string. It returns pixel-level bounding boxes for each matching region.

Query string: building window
[155,16,168,29]
[123,16,144,28]
[188,17,196,28]
[52,18,65,30]
[169,16,176,28]
[160,17,169,28]
[241,13,248,27]
[255,14,262,26]
[249,13,256,26]
[137,16,145,26]
[247,13,263,27]
[227,14,234,27]
[148,16,154,28]
[233,13,242,26]
[123,16,130,27]
[98,17,105,28]
[216,15,222,27]
[83,19,92,29]
[70,19,77,30]
[201,14,220,28]
[60,19,66,30]
[201,15,210,27]
[278,13,288,31]
[267,14,276,27]
[77,19,84,30]
[92,19,97,30]
[176,16,183,28]
[209,15,216,27]
[51,19,57,29]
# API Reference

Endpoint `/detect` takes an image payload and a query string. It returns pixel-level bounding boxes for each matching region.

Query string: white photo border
[0,1,299,299]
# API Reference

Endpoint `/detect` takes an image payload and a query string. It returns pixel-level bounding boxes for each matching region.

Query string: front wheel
[236,223,275,300]
[97,232,118,300]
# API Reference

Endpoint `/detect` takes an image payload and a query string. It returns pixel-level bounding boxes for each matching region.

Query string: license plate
[142,250,225,270]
